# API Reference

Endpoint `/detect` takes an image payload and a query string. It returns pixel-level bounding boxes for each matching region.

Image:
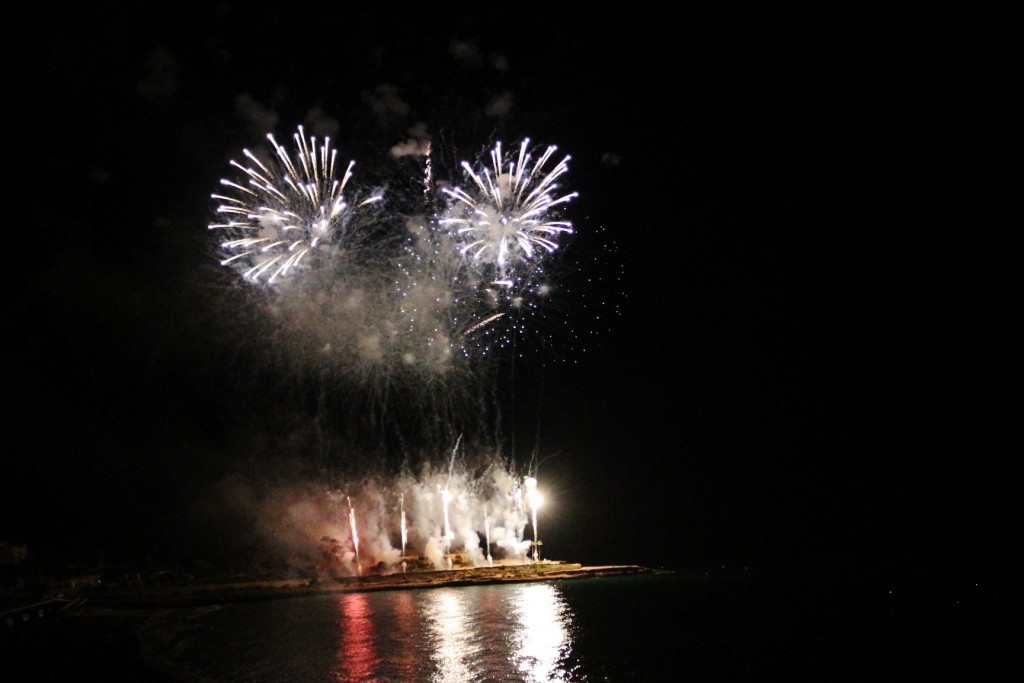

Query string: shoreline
[81,562,659,608]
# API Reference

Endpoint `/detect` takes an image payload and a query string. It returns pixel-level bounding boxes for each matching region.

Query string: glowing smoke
[194,459,537,575]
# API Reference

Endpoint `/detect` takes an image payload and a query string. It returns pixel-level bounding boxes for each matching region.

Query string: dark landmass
[78,561,658,608]
[4,561,656,616]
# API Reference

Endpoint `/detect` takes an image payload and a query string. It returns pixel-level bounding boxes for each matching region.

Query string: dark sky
[6,5,1011,576]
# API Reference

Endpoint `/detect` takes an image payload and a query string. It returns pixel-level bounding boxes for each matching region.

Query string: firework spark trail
[242,460,536,574]
[348,496,361,574]
[209,125,382,285]
[461,312,506,337]
[400,493,408,559]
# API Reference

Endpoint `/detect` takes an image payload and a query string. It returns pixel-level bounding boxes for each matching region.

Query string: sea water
[136,569,999,681]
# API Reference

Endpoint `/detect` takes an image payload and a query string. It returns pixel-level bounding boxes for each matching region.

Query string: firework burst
[209,125,383,285]
[439,139,577,276]
[205,128,614,460]
[425,139,581,353]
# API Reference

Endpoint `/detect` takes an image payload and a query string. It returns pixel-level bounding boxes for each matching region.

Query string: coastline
[84,562,659,608]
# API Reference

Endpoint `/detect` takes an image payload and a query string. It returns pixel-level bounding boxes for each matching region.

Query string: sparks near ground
[204,459,551,577]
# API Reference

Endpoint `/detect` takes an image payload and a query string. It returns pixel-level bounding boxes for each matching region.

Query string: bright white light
[512,583,570,682]
[425,589,481,682]
[440,139,576,274]
[525,477,542,562]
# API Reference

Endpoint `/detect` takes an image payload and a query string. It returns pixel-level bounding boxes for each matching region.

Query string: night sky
[6,6,1010,578]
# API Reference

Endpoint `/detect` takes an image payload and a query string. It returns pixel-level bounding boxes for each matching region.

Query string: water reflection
[425,588,484,682]
[423,582,574,682]
[511,583,571,682]
[326,581,576,682]
[389,590,421,680]
[334,592,382,682]
[138,573,677,682]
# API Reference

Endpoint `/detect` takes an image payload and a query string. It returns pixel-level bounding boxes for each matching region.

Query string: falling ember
[423,140,433,207]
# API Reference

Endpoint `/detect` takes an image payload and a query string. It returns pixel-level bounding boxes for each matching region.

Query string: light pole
[525,477,543,563]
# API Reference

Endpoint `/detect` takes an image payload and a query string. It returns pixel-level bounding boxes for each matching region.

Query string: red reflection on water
[389,590,420,679]
[334,592,381,682]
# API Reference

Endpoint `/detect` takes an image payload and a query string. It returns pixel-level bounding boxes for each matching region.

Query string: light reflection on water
[414,583,571,682]
[144,581,582,682]
[510,583,570,682]
[334,592,382,682]
[423,588,484,682]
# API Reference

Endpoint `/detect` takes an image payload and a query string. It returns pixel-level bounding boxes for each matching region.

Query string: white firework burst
[209,125,382,285]
[440,139,577,276]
